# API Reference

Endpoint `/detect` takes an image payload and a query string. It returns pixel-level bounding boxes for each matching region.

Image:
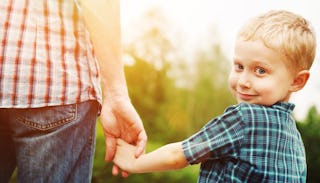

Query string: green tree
[124,8,235,141]
[125,55,178,141]
[297,106,320,183]
[183,39,235,134]
[123,8,184,141]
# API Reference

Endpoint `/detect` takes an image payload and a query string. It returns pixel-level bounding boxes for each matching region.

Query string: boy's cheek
[228,74,237,91]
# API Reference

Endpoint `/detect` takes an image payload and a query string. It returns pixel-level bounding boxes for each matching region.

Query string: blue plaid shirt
[182,102,306,183]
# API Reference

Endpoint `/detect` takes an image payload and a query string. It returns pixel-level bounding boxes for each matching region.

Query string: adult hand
[99,96,147,176]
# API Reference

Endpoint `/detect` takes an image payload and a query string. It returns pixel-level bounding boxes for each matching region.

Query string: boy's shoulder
[220,102,296,134]
[224,103,263,115]
[225,102,295,117]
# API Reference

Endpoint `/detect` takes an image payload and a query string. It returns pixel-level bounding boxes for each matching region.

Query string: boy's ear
[290,70,310,92]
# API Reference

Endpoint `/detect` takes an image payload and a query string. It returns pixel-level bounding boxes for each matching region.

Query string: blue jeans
[0,100,99,183]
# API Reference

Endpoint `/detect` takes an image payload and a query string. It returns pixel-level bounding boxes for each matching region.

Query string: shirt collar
[271,102,295,113]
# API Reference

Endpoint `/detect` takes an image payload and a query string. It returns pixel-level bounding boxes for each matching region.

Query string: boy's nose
[238,73,251,88]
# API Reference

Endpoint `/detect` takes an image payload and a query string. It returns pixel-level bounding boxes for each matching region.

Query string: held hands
[113,139,139,173]
[99,96,147,177]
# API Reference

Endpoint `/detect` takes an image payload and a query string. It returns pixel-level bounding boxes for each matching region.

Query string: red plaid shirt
[0,0,102,108]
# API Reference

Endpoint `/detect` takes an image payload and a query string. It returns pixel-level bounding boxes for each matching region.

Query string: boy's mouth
[237,92,256,101]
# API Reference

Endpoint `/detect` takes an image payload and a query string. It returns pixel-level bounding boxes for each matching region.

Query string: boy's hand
[113,139,139,173]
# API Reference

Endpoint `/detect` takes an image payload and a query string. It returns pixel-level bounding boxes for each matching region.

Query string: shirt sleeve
[182,105,245,165]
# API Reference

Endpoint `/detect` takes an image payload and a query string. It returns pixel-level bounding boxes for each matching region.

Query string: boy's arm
[114,139,189,173]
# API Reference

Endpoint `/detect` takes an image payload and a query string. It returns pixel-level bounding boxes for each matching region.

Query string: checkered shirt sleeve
[182,104,245,165]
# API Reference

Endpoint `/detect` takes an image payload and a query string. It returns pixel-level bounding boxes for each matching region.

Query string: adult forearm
[80,0,128,99]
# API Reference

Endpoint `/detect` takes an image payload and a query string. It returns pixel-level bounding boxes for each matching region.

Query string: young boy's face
[228,39,296,106]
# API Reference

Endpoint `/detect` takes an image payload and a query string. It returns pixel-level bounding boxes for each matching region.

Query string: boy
[113,10,316,182]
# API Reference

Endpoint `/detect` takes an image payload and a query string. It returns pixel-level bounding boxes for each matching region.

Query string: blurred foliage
[123,8,234,142]
[297,106,320,183]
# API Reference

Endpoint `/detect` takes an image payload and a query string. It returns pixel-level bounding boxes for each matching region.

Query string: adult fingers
[134,131,147,158]
[105,136,117,162]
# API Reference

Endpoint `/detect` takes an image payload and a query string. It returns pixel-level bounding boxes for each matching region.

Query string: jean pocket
[15,104,77,131]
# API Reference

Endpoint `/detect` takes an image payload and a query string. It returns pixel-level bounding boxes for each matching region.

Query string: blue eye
[255,67,266,75]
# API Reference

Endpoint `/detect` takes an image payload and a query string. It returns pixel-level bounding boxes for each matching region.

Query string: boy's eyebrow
[231,59,241,66]
[250,60,274,70]
[232,57,273,69]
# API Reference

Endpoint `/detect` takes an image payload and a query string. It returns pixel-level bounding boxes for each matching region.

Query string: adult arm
[78,0,147,167]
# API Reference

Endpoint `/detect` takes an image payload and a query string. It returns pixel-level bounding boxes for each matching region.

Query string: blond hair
[237,10,316,71]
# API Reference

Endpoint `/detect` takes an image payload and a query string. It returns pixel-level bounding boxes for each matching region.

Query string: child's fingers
[112,164,120,176]
[122,171,129,178]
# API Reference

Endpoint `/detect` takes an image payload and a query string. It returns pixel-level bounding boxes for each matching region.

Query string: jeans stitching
[16,104,77,131]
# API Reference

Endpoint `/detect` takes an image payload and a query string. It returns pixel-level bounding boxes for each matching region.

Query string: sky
[120,0,320,120]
